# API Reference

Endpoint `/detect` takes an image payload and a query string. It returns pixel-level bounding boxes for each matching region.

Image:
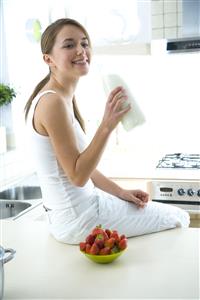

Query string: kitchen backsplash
[152,0,183,39]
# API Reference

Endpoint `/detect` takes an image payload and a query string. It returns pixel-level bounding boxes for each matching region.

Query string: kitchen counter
[2,216,200,299]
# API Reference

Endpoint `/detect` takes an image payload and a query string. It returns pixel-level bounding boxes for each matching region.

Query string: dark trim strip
[152,199,200,206]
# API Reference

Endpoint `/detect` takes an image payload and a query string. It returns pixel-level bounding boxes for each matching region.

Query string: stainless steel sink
[0,200,32,219]
[0,174,43,219]
[0,186,42,200]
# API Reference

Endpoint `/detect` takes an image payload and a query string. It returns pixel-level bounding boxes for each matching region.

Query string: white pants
[97,191,190,238]
[47,189,190,244]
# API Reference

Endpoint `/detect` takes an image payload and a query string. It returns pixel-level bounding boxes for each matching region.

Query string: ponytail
[73,97,85,133]
[24,73,50,121]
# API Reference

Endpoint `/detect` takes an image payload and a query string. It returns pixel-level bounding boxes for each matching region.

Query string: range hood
[166,37,200,53]
[151,37,200,54]
[165,0,200,53]
[152,0,200,54]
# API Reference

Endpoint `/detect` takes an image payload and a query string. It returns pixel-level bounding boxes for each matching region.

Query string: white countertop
[1,150,200,299]
[2,214,200,299]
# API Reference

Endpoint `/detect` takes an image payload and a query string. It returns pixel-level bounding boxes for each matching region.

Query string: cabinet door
[64,0,151,47]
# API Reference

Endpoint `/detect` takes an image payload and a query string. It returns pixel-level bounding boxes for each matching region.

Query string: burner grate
[156,153,200,169]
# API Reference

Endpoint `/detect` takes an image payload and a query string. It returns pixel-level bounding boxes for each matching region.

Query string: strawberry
[96,232,109,242]
[111,245,120,254]
[85,243,91,253]
[79,242,86,251]
[110,230,120,243]
[99,247,111,255]
[95,239,104,249]
[86,234,95,245]
[92,225,105,236]
[92,225,109,242]
[104,237,115,249]
[119,238,127,250]
[105,229,112,238]
[90,243,99,255]
[120,234,126,241]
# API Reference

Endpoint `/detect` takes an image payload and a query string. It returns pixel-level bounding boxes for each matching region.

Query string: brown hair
[24,18,91,132]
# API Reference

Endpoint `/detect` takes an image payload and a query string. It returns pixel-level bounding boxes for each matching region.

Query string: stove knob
[187,189,195,196]
[177,188,186,196]
[197,190,200,197]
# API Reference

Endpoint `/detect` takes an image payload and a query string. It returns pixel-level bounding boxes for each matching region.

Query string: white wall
[2,0,200,176]
[76,53,200,156]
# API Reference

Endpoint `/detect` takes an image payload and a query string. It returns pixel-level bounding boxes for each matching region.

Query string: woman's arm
[91,169,123,197]
[91,169,149,208]
[35,87,130,187]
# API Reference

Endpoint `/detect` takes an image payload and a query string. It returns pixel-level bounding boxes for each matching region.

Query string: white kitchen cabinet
[52,0,151,55]
[65,0,151,44]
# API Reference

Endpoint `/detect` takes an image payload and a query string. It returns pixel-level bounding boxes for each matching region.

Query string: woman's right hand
[101,86,131,131]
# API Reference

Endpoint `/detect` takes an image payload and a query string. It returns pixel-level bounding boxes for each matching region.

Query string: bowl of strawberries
[79,225,127,264]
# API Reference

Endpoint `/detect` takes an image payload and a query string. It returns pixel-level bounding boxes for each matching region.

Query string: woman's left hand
[119,189,149,208]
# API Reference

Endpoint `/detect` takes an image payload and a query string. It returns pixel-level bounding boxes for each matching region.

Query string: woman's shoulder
[37,89,57,100]
[36,89,65,107]
[38,89,56,96]
[36,90,72,122]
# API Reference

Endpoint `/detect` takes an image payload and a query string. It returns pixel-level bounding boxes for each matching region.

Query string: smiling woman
[24,18,189,245]
[44,27,91,78]
[24,18,92,132]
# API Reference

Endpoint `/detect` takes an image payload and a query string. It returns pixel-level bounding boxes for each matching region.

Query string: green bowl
[81,249,126,264]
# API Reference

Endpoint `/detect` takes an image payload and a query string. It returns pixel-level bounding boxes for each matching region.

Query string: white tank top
[26,90,96,210]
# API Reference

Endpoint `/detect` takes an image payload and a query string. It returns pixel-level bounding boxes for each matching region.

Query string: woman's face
[46,25,91,79]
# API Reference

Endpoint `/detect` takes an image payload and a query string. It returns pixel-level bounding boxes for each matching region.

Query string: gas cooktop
[156,153,200,169]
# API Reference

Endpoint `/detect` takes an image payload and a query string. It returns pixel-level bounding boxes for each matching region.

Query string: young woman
[25,18,189,244]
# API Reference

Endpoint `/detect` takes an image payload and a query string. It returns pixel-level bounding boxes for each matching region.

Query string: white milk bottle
[102,74,146,131]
